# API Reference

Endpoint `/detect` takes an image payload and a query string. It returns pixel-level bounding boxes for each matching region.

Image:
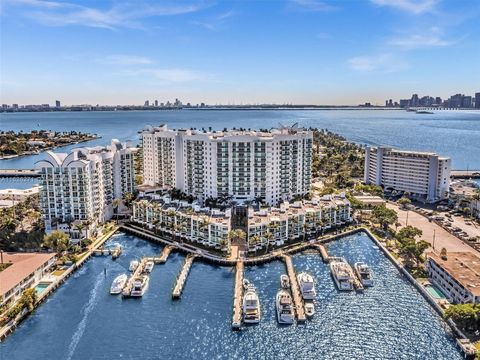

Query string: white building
[140,124,313,206]
[426,252,480,304]
[364,146,451,202]
[35,139,138,237]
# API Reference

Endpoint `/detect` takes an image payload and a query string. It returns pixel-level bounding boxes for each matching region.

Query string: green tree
[43,230,69,253]
[372,205,398,231]
[445,304,480,332]
[396,225,423,244]
[398,239,430,268]
[397,197,412,209]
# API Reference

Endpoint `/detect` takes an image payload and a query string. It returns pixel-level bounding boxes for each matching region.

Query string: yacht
[305,301,315,317]
[354,262,374,287]
[242,280,261,324]
[297,272,316,300]
[129,260,139,272]
[280,274,290,289]
[330,258,354,291]
[130,275,149,297]
[110,274,128,295]
[144,261,154,274]
[276,289,294,324]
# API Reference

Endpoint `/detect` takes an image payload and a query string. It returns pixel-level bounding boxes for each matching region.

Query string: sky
[0,0,479,106]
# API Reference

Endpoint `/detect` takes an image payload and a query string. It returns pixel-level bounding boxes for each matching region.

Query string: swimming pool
[426,284,447,300]
[34,283,49,296]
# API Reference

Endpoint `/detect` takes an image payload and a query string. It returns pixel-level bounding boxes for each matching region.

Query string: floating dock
[146,245,173,264]
[232,261,244,329]
[122,258,147,297]
[315,244,330,263]
[172,254,196,299]
[282,255,306,322]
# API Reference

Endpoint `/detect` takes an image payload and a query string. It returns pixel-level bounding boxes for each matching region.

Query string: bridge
[0,169,40,178]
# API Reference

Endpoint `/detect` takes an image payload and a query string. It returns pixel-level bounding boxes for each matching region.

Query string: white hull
[110,274,128,295]
[131,276,149,297]
[330,260,354,291]
[276,290,294,325]
[297,272,316,300]
[243,281,261,324]
[354,262,374,287]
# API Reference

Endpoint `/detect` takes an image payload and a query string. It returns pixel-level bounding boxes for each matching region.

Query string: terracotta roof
[0,252,56,297]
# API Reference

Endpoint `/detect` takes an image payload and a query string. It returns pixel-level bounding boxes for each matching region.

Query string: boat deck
[172,254,196,299]
[282,255,306,322]
[232,261,244,329]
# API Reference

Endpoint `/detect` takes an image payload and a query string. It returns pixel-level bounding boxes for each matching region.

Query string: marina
[282,255,306,322]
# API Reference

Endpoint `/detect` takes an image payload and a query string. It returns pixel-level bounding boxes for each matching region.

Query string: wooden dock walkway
[122,258,147,297]
[282,255,306,322]
[314,244,330,263]
[172,254,196,299]
[232,261,244,329]
[146,245,174,264]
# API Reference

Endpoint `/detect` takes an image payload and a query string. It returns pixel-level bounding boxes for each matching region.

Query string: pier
[282,255,306,322]
[123,258,147,297]
[0,169,40,178]
[315,244,330,263]
[172,254,196,299]
[151,245,173,264]
[232,261,244,329]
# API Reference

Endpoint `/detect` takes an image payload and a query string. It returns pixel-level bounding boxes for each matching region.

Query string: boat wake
[66,271,104,360]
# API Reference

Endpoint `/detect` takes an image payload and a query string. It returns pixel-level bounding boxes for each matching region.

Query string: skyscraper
[55,100,61,108]
[475,93,480,109]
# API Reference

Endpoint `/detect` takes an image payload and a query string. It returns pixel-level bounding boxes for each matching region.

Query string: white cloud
[347,53,406,72]
[192,10,236,31]
[99,55,153,65]
[389,27,456,49]
[289,0,336,12]
[370,0,438,15]
[7,0,206,29]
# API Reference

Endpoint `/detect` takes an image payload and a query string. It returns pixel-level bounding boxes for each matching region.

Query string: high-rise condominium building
[35,139,138,236]
[140,124,313,206]
[364,146,451,202]
[475,93,480,109]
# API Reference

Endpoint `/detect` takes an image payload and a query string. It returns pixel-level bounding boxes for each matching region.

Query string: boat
[354,262,374,287]
[276,289,294,324]
[130,275,149,297]
[297,272,316,300]
[305,301,315,317]
[329,258,354,291]
[112,246,122,260]
[110,273,128,295]
[129,260,139,272]
[144,261,154,274]
[416,110,434,114]
[242,280,261,324]
[280,274,290,289]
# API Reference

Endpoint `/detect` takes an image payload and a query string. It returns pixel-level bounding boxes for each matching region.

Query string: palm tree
[112,198,122,223]
[74,222,85,241]
[249,235,261,254]
[264,231,274,254]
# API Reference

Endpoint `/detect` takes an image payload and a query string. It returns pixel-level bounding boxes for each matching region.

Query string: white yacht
[242,280,261,324]
[110,274,128,295]
[330,258,354,291]
[144,261,154,274]
[130,275,149,297]
[280,274,290,289]
[297,272,316,300]
[276,289,294,324]
[305,301,315,317]
[354,262,374,287]
[129,260,139,272]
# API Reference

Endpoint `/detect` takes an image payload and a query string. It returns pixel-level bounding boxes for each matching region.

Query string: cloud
[388,27,457,49]
[347,53,406,72]
[7,0,207,29]
[289,0,337,12]
[192,10,236,30]
[122,68,206,82]
[99,55,153,65]
[369,0,438,15]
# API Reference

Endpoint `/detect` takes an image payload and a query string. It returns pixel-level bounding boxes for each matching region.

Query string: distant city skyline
[1,0,479,105]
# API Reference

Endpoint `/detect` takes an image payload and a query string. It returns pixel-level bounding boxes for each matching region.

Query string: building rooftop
[0,252,57,297]
[428,252,480,296]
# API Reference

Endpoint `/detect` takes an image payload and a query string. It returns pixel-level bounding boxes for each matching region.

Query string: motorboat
[144,261,154,274]
[305,301,315,317]
[297,272,316,300]
[242,280,261,324]
[354,262,374,287]
[280,274,290,289]
[330,258,354,291]
[276,289,294,324]
[129,260,139,272]
[110,273,127,295]
[130,275,149,297]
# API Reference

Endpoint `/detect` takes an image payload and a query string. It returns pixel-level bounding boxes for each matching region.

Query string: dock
[315,244,330,263]
[232,261,244,329]
[0,169,40,178]
[146,245,173,264]
[122,258,147,297]
[172,254,196,299]
[282,255,306,322]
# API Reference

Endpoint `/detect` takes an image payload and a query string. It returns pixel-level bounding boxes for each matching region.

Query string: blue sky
[1,0,479,105]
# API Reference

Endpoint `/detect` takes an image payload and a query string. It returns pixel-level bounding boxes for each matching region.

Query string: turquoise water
[0,232,463,359]
[426,285,447,300]
[34,283,49,296]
